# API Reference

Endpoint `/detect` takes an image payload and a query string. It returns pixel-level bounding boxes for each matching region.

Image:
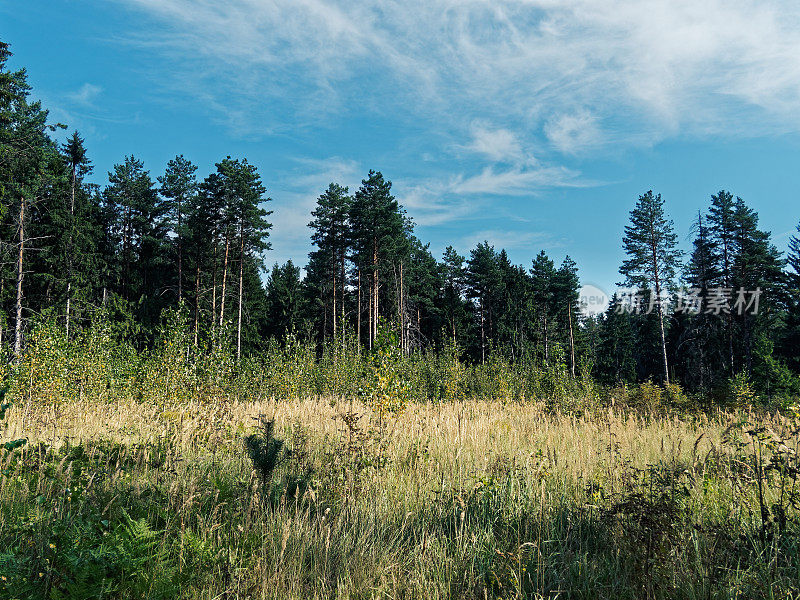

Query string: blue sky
[3,0,800,298]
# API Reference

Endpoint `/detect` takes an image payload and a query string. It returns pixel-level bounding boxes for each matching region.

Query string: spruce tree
[441,245,469,347]
[158,155,198,305]
[466,242,501,363]
[0,41,58,354]
[61,131,94,336]
[264,261,304,340]
[530,250,556,365]
[782,222,800,373]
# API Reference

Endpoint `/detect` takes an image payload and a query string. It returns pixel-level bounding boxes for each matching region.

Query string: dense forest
[2,39,799,399]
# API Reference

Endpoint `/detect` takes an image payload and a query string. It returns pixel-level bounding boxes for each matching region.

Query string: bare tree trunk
[194,264,200,346]
[14,196,25,356]
[237,223,244,362]
[372,238,378,347]
[654,279,669,385]
[357,268,361,352]
[399,261,404,354]
[568,301,576,378]
[122,195,133,299]
[66,163,76,337]
[332,249,337,343]
[177,195,183,304]
[340,248,346,350]
[543,316,549,365]
[211,241,218,334]
[480,295,485,365]
[368,275,373,351]
[219,229,230,329]
[650,235,670,385]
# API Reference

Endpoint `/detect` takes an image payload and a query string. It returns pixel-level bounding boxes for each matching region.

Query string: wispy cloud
[117,0,800,148]
[66,83,103,107]
[459,229,563,256]
[544,110,603,155]
[449,165,585,196]
[108,0,800,265]
[461,123,527,164]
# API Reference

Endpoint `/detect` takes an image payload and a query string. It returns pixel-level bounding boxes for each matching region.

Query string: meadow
[0,319,799,599]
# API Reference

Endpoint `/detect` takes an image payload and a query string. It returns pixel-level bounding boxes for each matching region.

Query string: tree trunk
[122,201,132,299]
[651,240,670,385]
[177,196,183,304]
[372,237,378,347]
[237,222,244,362]
[194,264,200,346]
[332,248,337,343]
[480,295,485,365]
[66,163,76,337]
[399,261,404,354]
[211,240,218,334]
[14,196,25,356]
[340,248,346,350]
[357,268,361,352]
[568,301,575,378]
[543,315,549,365]
[219,229,230,329]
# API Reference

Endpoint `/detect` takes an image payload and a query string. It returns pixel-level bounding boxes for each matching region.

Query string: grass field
[1,395,799,599]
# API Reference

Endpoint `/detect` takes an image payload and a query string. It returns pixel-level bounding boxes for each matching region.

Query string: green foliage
[728,372,757,406]
[366,321,411,415]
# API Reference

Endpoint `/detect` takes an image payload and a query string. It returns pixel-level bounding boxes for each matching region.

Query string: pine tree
[308,183,352,344]
[707,190,737,372]
[619,190,682,384]
[349,171,409,349]
[216,158,271,360]
[103,156,169,336]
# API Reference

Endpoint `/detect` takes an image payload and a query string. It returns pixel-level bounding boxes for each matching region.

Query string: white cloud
[449,165,584,196]
[544,110,602,154]
[66,83,102,107]
[117,0,800,145]
[459,229,561,255]
[396,181,474,226]
[463,123,526,163]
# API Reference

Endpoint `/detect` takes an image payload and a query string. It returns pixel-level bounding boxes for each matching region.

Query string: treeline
[1,40,799,399]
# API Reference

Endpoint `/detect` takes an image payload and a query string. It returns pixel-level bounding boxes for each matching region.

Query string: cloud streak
[118,0,800,147]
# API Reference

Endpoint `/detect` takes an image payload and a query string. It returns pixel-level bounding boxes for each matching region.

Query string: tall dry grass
[2,393,799,599]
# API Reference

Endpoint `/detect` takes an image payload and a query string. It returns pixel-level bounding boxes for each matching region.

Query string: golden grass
[3,397,797,599]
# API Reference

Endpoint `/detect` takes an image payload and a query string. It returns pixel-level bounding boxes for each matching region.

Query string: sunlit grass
[2,392,798,599]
